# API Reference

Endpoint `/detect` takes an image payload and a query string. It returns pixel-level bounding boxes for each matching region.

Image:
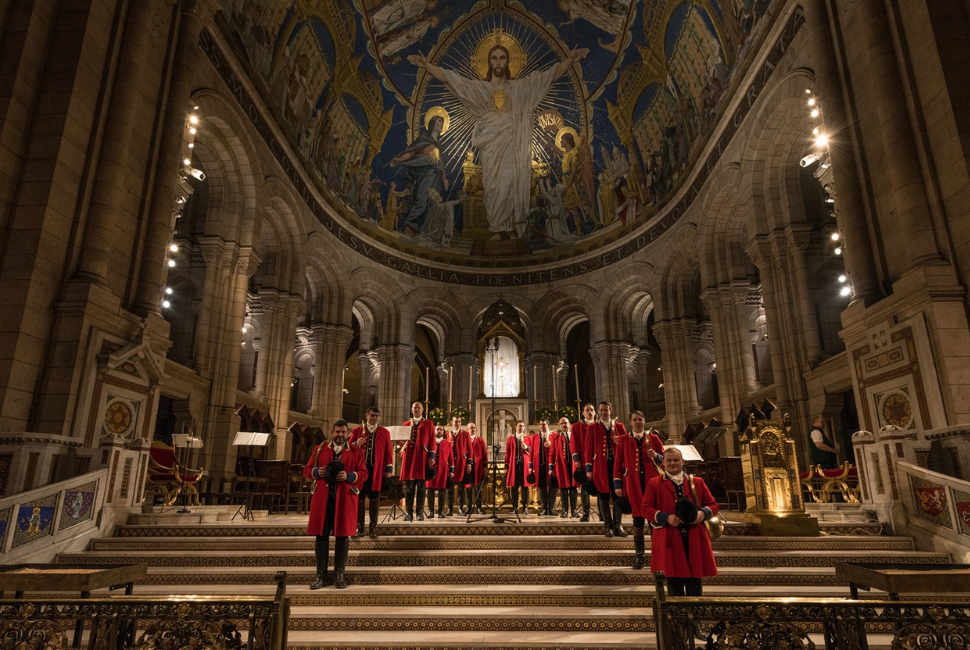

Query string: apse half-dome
[219,0,781,278]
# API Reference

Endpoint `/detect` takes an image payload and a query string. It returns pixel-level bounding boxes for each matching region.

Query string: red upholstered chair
[800,465,827,503]
[820,462,860,503]
[145,441,204,506]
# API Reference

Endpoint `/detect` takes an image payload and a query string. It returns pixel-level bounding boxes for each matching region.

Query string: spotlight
[800,153,819,167]
[834,247,842,255]
[162,300,171,308]
[811,108,820,118]
[808,98,816,106]
[830,232,840,241]
[242,326,248,333]
[183,158,192,166]
[805,88,812,94]
[658,383,664,388]
[169,243,178,252]
[189,127,196,135]
[167,259,176,267]
[838,275,847,283]
[188,143,194,148]
[839,286,851,297]
[815,133,828,147]
[188,167,205,181]
[188,115,199,125]
[825,196,835,203]
[813,127,819,135]
[165,287,173,294]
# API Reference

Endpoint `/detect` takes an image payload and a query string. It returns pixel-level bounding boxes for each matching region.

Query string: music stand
[231,431,270,521]
[465,443,520,525]
[172,434,204,513]
[381,426,412,523]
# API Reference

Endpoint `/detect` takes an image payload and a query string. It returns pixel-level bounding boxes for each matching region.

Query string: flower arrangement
[450,406,471,423]
[427,406,448,425]
[536,406,557,424]
[558,405,578,422]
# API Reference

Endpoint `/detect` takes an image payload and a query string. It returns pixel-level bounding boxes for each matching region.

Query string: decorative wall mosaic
[58,481,98,532]
[953,488,970,537]
[910,475,951,529]
[11,493,58,549]
[0,507,10,553]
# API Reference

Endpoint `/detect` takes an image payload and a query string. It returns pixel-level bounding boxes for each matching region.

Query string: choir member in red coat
[527,420,554,515]
[570,403,597,521]
[304,420,367,589]
[464,422,488,514]
[400,401,437,521]
[505,421,532,514]
[584,401,629,537]
[614,410,665,569]
[548,416,578,518]
[448,416,471,515]
[349,406,394,538]
[641,447,719,596]
[426,425,455,518]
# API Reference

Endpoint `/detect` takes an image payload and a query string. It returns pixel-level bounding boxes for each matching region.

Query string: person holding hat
[449,416,471,515]
[528,420,554,516]
[642,447,719,596]
[548,416,578,517]
[570,403,597,522]
[426,425,455,518]
[349,406,393,538]
[304,419,367,589]
[463,422,488,514]
[584,401,628,537]
[400,401,437,521]
[614,410,665,569]
[505,421,532,515]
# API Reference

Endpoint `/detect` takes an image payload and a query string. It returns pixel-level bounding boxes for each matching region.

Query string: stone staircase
[51,510,948,649]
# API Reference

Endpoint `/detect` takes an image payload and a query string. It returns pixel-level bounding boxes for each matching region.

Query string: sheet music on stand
[386,426,412,441]
[667,444,705,462]
[231,432,270,521]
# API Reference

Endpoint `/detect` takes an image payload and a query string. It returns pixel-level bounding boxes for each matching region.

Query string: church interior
[1,0,969,647]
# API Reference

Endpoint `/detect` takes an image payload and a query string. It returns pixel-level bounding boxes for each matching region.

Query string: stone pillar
[801,0,881,302]
[356,350,380,421]
[700,290,740,427]
[785,225,822,367]
[589,342,636,423]
[267,296,303,460]
[653,320,700,441]
[132,3,206,315]
[747,241,792,408]
[192,237,227,375]
[628,350,652,417]
[722,281,759,394]
[310,323,354,430]
[252,291,280,397]
[375,344,415,424]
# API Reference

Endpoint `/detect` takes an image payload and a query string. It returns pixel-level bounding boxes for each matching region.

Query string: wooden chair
[145,441,204,506]
[255,460,290,514]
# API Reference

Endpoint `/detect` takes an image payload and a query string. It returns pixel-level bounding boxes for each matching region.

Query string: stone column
[192,237,227,375]
[722,281,759,394]
[700,290,740,427]
[356,350,380,421]
[375,344,415,424]
[310,323,354,430]
[785,225,822,366]
[589,342,636,422]
[628,350,652,416]
[801,0,881,301]
[652,320,700,441]
[252,290,280,397]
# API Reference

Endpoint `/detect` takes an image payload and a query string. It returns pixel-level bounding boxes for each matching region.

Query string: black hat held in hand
[616,494,633,515]
[674,497,699,527]
[323,460,344,483]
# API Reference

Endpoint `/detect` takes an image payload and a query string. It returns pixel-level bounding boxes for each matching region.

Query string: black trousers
[403,479,425,513]
[314,535,349,574]
[667,577,702,597]
[509,485,529,511]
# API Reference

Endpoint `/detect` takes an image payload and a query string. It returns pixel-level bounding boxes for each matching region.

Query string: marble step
[283,631,656,649]
[89,534,915,552]
[58,548,949,569]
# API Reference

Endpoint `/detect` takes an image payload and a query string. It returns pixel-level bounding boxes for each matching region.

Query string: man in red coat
[641,447,719,596]
[505,421,532,514]
[548,416,577,517]
[464,422,488,514]
[584,401,628,537]
[570,403,596,521]
[426,425,454,517]
[304,420,367,589]
[614,410,665,569]
[448,416,471,515]
[349,406,394,538]
[400,401,437,521]
[528,420,553,516]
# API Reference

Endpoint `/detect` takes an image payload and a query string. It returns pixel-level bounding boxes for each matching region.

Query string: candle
[552,364,557,401]
[533,365,537,400]
[574,364,580,401]
[468,366,473,402]
[425,366,429,402]
[449,366,453,403]
[341,366,346,392]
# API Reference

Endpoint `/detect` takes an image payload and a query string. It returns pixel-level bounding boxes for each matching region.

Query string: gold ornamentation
[471,28,526,79]
[424,106,450,135]
[0,618,69,649]
[490,88,509,113]
[554,126,580,152]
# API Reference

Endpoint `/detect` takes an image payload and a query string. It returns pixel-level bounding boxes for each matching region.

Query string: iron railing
[653,572,970,649]
[0,571,289,650]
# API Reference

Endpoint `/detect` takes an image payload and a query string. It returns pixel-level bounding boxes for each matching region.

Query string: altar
[476,398,529,456]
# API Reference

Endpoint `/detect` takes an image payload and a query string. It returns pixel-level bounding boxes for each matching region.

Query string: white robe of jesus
[442,67,560,236]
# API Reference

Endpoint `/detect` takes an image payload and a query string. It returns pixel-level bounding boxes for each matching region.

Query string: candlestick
[533,365,536,401]
[425,366,429,403]
[468,366,473,402]
[551,364,557,401]
[449,366,453,404]
[574,364,580,402]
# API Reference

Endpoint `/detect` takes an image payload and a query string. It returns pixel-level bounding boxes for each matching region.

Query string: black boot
[415,484,426,521]
[446,488,454,516]
[354,500,365,538]
[559,489,568,518]
[569,489,579,518]
[333,537,350,589]
[599,496,614,537]
[311,536,331,589]
[368,499,380,538]
[403,482,415,521]
[510,486,520,514]
[632,532,645,570]
[438,490,445,518]
[520,487,530,514]
[579,487,590,521]
[613,500,627,537]
[426,490,436,518]
[538,488,549,516]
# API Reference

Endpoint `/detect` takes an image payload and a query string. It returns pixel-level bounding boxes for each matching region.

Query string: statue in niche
[406,32,588,240]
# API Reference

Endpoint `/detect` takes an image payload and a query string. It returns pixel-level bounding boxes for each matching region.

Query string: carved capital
[745,240,773,269]
[699,289,721,312]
